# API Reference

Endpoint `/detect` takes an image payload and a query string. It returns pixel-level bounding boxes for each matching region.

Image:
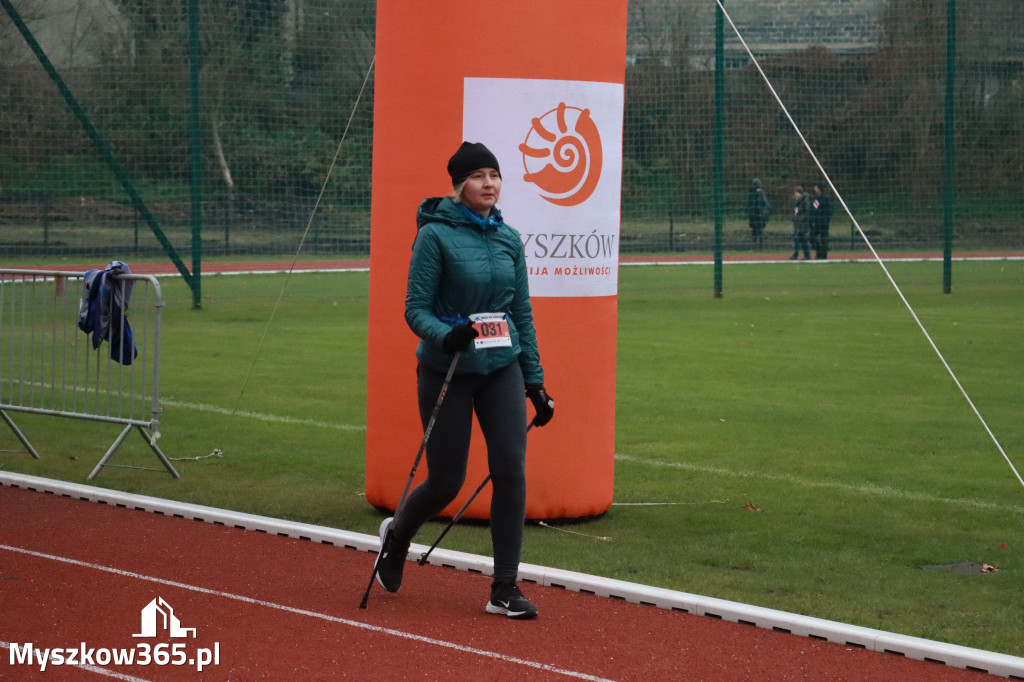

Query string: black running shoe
[374,517,407,593]
[485,578,538,619]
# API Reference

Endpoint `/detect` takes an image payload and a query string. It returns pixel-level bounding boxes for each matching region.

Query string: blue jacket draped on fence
[77,260,137,365]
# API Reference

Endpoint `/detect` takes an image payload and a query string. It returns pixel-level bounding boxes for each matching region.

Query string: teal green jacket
[405,196,544,385]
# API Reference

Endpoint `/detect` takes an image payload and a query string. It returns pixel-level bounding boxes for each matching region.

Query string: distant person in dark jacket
[746,178,770,250]
[809,183,834,259]
[373,142,554,620]
[790,185,811,260]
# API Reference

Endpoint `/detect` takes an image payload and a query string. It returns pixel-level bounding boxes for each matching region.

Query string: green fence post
[713,0,725,298]
[188,0,203,309]
[942,0,956,294]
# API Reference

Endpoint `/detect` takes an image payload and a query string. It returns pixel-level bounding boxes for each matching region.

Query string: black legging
[390,360,528,581]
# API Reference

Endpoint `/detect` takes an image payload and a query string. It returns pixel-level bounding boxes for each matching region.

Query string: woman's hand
[442,322,478,353]
[526,385,555,426]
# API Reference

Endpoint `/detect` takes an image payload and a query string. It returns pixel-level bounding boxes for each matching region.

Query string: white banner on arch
[463,77,624,297]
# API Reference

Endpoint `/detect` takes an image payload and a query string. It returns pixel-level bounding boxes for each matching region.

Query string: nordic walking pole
[359,351,461,609]
[417,421,535,566]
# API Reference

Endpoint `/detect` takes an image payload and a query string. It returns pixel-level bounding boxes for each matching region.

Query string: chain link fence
[1,0,1021,262]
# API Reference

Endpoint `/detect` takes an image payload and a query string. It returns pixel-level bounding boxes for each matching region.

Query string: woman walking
[374,142,555,619]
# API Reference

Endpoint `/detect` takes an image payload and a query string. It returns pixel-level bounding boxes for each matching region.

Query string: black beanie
[447,142,500,187]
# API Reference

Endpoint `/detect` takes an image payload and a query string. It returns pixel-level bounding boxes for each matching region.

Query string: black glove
[526,384,555,427]
[442,322,478,353]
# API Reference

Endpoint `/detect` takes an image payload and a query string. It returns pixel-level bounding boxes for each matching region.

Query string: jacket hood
[416,196,467,230]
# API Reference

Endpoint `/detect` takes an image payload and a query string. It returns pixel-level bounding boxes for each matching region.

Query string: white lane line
[0,544,614,682]
[615,454,1024,512]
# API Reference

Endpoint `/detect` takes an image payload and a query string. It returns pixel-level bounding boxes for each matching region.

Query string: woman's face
[460,168,501,215]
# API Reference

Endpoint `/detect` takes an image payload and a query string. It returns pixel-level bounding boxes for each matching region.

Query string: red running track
[0,485,999,681]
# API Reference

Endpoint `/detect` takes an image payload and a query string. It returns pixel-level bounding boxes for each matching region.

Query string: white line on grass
[615,454,1024,513]
[0,381,366,432]
[0,544,613,682]
[160,398,365,431]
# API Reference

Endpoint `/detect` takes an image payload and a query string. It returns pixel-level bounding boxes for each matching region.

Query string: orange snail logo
[519,102,603,207]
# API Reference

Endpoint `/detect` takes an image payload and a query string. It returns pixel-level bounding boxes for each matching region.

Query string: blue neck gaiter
[456,202,504,231]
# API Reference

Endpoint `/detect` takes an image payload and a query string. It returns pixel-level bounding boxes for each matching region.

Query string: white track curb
[2,471,1022,679]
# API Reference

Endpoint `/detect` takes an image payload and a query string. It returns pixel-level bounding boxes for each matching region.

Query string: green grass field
[2,258,1022,656]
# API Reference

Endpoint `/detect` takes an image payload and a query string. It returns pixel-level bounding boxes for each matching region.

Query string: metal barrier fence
[0,267,178,479]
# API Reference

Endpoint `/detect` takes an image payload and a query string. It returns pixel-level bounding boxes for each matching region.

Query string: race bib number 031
[470,312,512,349]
